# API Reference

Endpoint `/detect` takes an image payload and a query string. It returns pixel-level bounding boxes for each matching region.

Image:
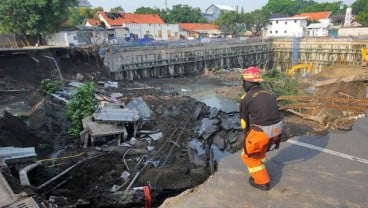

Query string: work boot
[249,177,270,191]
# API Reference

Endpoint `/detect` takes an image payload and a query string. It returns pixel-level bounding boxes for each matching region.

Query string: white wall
[307,28,327,37]
[338,27,368,37]
[265,18,308,38]
[319,18,331,25]
[45,32,69,47]
[126,24,180,40]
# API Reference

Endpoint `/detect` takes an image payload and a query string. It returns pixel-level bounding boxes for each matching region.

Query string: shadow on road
[266,135,330,188]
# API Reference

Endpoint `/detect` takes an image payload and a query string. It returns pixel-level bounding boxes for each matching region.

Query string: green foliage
[352,0,368,26]
[135,7,169,22]
[110,6,124,13]
[135,7,161,14]
[261,69,298,98]
[65,7,103,27]
[166,4,206,23]
[0,0,78,39]
[215,11,243,34]
[135,4,206,23]
[355,7,368,26]
[66,82,97,137]
[299,1,345,14]
[263,0,297,16]
[352,0,368,14]
[294,0,318,13]
[40,79,63,95]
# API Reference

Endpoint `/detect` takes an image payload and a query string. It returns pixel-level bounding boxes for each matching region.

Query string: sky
[88,0,356,13]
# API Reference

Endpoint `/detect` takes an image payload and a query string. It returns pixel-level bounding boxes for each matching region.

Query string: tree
[352,0,368,15]
[294,0,318,13]
[352,0,368,26]
[166,4,206,23]
[355,8,368,26]
[0,0,78,45]
[263,0,297,16]
[300,1,345,14]
[135,6,160,15]
[66,7,103,27]
[215,11,247,35]
[110,6,124,13]
[249,10,268,34]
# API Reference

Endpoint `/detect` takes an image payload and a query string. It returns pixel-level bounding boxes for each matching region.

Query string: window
[158,30,162,38]
[285,21,287,25]
[270,31,272,34]
[294,20,297,23]
[167,30,172,38]
[276,20,279,24]
[284,30,287,33]
[275,30,278,34]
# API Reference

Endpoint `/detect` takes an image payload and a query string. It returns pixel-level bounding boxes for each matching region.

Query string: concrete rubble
[188,104,241,171]
[0,147,37,164]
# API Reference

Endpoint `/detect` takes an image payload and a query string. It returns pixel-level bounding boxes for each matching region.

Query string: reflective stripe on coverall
[241,127,270,185]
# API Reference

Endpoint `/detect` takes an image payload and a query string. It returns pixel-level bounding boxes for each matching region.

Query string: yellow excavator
[361,48,368,67]
[287,63,313,76]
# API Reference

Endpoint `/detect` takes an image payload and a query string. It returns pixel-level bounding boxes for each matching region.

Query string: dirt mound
[0,111,39,147]
[315,64,368,80]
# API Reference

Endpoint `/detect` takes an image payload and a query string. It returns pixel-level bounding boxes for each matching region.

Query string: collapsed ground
[0,52,367,207]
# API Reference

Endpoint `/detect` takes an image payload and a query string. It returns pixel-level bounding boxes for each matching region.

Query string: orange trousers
[240,128,270,185]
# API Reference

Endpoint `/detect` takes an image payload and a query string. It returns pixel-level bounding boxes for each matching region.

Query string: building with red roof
[294,11,331,23]
[179,23,222,39]
[294,11,332,37]
[97,12,165,29]
[85,18,100,27]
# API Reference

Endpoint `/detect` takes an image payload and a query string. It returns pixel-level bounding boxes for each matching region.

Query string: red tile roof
[86,18,99,26]
[294,11,331,21]
[179,23,219,32]
[98,12,165,27]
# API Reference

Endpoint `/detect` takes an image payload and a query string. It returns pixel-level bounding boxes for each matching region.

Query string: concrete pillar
[169,65,175,76]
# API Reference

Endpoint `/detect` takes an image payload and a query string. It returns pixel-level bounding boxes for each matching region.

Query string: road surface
[161,116,368,208]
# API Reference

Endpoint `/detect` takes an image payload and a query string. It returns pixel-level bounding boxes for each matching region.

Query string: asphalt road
[160,116,368,208]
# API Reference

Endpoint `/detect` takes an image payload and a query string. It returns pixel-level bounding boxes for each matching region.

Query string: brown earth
[0,53,367,207]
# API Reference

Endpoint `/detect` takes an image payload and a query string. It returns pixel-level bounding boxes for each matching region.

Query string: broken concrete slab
[93,108,140,122]
[187,139,207,167]
[149,132,163,142]
[218,112,241,130]
[81,116,126,147]
[0,147,37,163]
[194,118,221,139]
[127,97,151,121]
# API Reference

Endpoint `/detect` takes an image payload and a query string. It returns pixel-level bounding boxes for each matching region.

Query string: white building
[203,4,236,22]
[265,17,308,38]
[307,22,330,37]
[126,24,181,40]
[294,11,332,37]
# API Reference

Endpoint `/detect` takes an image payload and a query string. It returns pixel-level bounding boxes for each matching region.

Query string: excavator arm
[362,48,368,67]
[287,63,312,76]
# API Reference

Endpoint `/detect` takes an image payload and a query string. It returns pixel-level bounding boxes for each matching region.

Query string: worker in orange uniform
[239,66,283,191]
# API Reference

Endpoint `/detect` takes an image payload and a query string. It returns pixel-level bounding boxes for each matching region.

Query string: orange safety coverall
[241,127,270,184]
[239,87,282,185]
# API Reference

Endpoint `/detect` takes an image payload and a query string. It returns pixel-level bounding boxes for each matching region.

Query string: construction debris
[278,95,368,130]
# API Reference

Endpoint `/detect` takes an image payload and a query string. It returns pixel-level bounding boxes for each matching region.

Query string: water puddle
[166,82,238,113]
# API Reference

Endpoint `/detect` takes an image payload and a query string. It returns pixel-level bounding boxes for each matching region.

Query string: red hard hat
[242,66,263,82]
